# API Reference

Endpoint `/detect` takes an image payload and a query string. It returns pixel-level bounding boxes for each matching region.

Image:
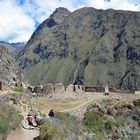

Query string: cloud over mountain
[0,0,140,42]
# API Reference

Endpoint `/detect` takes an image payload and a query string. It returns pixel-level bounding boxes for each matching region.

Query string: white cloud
[0,0,140,43]
[0,0,35,42]
[83,0,140,11]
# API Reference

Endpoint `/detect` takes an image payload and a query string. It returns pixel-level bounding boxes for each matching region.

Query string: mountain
[0,45,19,87]
[0,41,25,54]
[18,7,140,90]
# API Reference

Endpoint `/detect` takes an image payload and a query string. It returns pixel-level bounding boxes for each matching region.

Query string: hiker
[34,112,42,120]
[48,109,54,117]
[27,114,36,129]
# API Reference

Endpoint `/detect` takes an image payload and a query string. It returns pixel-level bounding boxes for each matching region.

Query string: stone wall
[54,83,65,93]
[42,83,54,95]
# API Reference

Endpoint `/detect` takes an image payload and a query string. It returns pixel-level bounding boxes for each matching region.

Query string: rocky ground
[0,89,139,140]
[64,92,140,118]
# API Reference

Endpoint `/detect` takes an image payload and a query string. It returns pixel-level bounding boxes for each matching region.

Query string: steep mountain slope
[18,7,140,90]
[0,45,19,87]
[0,41,25,54]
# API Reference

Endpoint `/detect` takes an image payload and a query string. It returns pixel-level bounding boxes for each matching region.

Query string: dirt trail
[7,128,39,140]
[1,90,40,140]
[61,92,140,118]
[7,112,40,140]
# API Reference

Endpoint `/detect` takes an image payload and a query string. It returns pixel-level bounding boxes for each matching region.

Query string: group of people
[26,109,54,129]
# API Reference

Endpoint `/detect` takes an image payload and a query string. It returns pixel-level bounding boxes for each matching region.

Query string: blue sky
[0,0,140,43]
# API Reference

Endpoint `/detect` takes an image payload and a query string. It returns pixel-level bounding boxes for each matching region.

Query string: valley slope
[18,7,140,90]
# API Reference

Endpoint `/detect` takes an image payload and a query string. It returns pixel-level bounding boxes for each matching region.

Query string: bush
[13,86,24,92]
[0,102,23,139]
[83,111,117,138]
[134,98,140,109]
[39,112,84,140]
[83,112,104,134]
[0,117,11,140]
[40,123,64,140]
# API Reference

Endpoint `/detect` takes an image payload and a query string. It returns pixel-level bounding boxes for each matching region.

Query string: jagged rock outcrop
[0,45,19,88]
[18,7,140,90]
[0,41,25,54]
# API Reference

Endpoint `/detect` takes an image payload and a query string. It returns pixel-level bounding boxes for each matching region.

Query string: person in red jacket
[27,114,36,128]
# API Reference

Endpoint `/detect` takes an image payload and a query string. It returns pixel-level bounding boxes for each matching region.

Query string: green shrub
[83,111,117,138]
[0,102,23,139]
[13,86,24,92]
[39,112,84,140]
[134,98,140,109]
[104,120,117,134]
[0,117,11,140]
[40,123,64,140]
[83,112,104,134]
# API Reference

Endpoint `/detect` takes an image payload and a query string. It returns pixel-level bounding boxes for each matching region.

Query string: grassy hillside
[18,7,140,90]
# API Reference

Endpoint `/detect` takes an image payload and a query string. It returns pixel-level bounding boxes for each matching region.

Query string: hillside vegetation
[18,7,140,90]
[0,101,22,140]
[39,99,140,140]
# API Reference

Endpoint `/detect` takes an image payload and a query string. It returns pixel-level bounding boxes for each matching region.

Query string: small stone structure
[83,86,104,92]
[74,85,84,93]
[34,85,43,93]
[66,84,75,92]
[54,83,65,93]
[42,83,54,95]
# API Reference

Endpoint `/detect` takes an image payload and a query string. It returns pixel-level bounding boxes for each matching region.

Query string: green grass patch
[13,86,24,92]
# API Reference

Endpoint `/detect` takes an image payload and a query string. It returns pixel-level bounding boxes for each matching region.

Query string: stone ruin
[74,85,84,93]
[29,82,134,97]
[34,85,43,94]
[66,84,75,92]
[54,83,65,94]
[31,83,85,96]
[42,83,54,95]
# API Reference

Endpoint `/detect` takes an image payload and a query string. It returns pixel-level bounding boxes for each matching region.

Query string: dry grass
[35,97,89,113]
[34,92,140,114]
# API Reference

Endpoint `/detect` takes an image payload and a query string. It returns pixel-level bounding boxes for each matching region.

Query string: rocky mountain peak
[37,7,70,29]
[53,7,70,15]
[25,7,71,47]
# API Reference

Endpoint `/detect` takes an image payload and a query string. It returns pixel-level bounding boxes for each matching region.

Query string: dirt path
[61,95,107,112]
[7,116,40,140]
[7,128,39,140]
[62,92,140,118]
